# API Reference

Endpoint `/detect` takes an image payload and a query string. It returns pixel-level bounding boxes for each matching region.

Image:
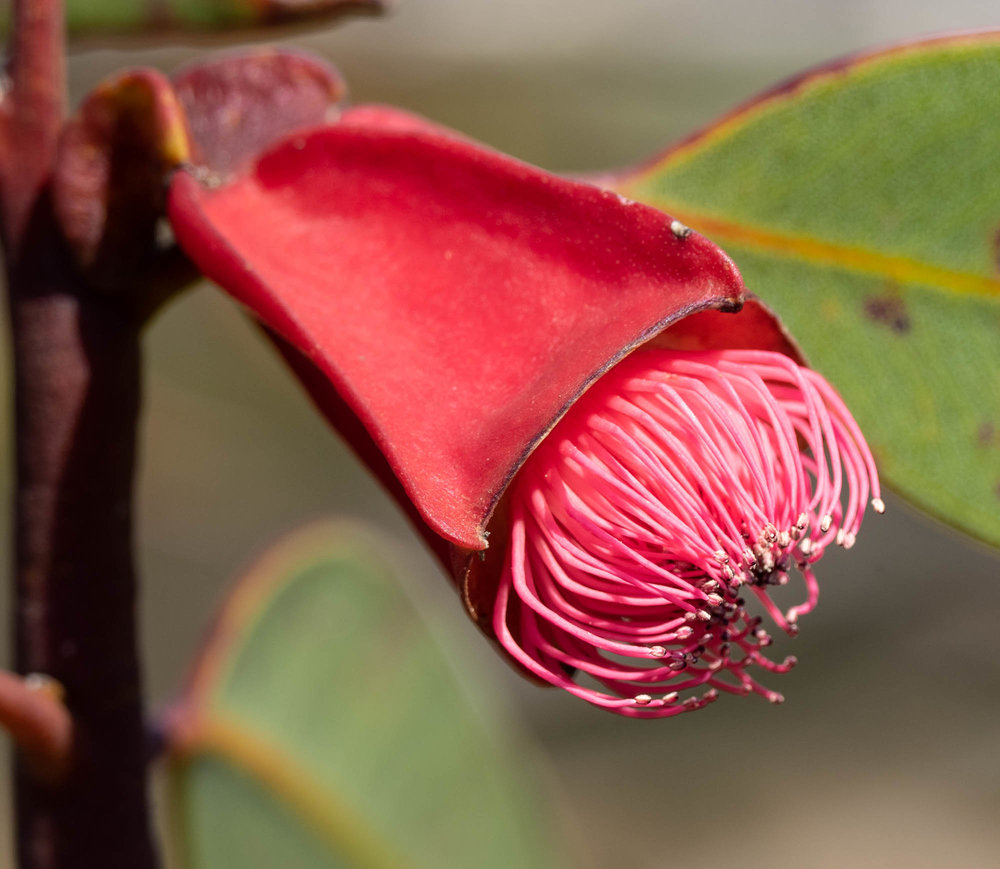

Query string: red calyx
[167,104,797,635]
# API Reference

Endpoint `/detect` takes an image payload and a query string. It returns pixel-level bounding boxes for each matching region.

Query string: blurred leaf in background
[616,33,1000,549]
[167,521,569,869]
[0,0,384,36]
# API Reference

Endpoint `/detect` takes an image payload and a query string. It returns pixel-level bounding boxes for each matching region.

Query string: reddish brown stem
[1,0,65,251]
[0,671,72,784]
[2,2,160,867]
[8,260,160,869]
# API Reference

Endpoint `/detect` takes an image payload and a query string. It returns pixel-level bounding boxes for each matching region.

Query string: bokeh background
[3,1,1000,867]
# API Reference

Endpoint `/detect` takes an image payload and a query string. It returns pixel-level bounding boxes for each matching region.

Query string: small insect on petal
[670,219,693,239]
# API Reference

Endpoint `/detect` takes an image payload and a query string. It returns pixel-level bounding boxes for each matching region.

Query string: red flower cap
[168,105,762,548]
[168,106,880,716]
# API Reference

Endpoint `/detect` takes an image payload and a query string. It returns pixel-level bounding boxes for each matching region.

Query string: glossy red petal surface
[168,117,749,549]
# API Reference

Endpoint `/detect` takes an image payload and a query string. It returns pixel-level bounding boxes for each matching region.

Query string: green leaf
[167,521,566,869]
[616,32,1000,548]
[55,0,382,34]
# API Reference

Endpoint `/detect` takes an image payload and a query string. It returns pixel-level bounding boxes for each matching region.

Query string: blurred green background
[3,1,1000,867]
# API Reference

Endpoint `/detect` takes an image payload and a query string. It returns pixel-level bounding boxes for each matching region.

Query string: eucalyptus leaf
[53,0,381,35]
[168,522,566,869]
[616,33,1000,548]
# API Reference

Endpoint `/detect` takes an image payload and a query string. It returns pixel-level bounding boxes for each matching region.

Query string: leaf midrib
[627,199,1000,300]
[181,714,420,869]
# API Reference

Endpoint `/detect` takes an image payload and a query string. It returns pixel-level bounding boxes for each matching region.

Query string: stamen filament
[494,347,881,718]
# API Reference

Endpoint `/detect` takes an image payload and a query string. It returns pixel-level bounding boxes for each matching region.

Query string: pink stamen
[493,348,881,718]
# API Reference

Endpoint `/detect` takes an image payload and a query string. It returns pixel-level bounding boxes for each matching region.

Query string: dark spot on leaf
[864,290,911,334]
[978,421,997,448]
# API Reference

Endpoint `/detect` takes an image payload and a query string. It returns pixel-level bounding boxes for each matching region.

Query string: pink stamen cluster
[494,347,882,718]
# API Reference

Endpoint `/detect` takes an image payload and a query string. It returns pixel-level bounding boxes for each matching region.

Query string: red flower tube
[167,104,881,717]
